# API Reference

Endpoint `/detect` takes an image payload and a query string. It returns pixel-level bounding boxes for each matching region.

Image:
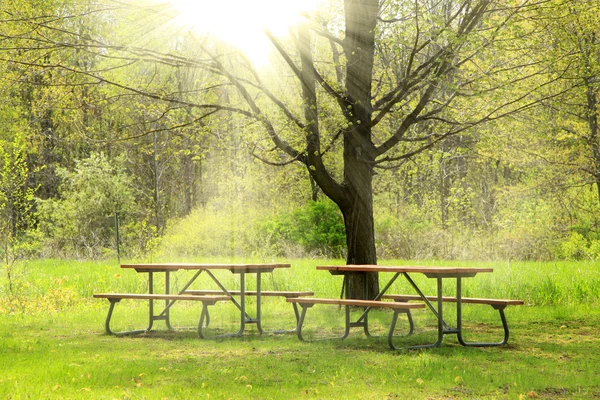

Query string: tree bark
[338,0,380,299]
[586,81,600,204]
[339,154,379,298]
[293,0,381,299]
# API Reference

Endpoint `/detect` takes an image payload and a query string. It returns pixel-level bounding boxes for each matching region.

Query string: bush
[557,232,589,260]
[263,200,346,258]
[36,152,137,258]
[155,206,266,259]
[556,232,600,261]
[155,200,347,260]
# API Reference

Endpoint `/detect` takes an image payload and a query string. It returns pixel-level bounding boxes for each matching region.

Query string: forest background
[1,0,600,272]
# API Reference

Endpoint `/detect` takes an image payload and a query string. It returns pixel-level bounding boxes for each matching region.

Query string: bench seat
[184,290,314,298]
[286,297,424,350]
[93,293,230,338]
[94,293,231,302]
[381,294,524,346]
[381,294,524,309]
[288,297,422,309]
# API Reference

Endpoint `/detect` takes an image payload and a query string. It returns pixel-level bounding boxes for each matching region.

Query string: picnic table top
[316,264,493,278]
[121,263,291,273]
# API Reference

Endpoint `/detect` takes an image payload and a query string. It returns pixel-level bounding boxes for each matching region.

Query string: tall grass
[374,259,600,307]
[2,258,599,315]
[1,258,600,399]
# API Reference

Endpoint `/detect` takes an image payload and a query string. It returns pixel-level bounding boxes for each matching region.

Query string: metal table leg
[405,277,446,349]
[256,272,263,334]
[146,272,155,332]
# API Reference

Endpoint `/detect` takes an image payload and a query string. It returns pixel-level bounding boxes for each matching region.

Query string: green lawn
[1,259,599,399]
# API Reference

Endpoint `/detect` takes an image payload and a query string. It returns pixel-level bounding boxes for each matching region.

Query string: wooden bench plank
[287,297,425,309]
[185,290,314,298]
[94,293,231,337]
[286,297,424,350]
[381,294,524,307]
[94,293,231,302]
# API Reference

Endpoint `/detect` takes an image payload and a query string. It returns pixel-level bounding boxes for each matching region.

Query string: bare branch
[208,48,303,161]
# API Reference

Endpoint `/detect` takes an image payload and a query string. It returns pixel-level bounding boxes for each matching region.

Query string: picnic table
[288,265,523,349]
[94,263,311,338]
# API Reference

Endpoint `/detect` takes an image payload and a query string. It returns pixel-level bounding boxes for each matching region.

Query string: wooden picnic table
[114,263,291,337]
[314,264,523,348]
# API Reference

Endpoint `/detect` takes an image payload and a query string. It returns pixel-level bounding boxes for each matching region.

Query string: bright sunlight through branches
[166,0,324,65]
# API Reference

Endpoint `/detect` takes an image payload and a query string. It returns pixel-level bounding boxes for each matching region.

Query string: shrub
[557,232,589,260]
[556,232,600,261]
[36,152,137,258]
[155,206,266,259]
[263,199,346,258]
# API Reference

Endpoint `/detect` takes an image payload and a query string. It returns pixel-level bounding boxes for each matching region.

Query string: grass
[1,258,599,399]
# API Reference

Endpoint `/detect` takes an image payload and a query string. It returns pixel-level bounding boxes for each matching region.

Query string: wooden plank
[316,265,493,277]
[185,290,314,298]
[93,293,231,302]
[121,263,291,272]
[286,297,425,309]
[381,294,524,306]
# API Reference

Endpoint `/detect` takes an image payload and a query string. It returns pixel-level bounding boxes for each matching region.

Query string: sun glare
[167,0,323,65]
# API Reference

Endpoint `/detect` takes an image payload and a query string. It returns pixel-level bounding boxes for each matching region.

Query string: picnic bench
[93,293,231,338]
[286,297,425,349]
[381,294,524,346]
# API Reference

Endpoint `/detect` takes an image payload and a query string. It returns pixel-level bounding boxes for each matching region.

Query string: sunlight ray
[161,0,324,65]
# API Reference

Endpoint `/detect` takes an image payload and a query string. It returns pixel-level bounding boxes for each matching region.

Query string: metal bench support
[293,301,417,350]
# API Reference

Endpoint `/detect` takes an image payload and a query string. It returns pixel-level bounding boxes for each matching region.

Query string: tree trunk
[339,0,380,299]
[338,158,379,299]
[289,0,381,299]
[586,81,600,205]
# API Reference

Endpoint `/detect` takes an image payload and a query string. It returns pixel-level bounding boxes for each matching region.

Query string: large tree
[204,0,558,297]
[1,0,564,296]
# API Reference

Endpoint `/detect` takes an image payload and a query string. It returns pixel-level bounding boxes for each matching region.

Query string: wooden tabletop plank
[316,265,493,277]
[121,263,291,273]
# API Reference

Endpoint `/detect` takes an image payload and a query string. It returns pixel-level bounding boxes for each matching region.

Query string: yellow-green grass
[1,258,599,399]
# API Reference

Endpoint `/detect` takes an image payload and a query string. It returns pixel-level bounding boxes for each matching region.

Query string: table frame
[317,265,494,348]
[121,263,291,338]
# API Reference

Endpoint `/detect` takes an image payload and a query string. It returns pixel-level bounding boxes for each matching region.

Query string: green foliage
[0,130,40,266]
[550,186,600,260]
[0,134,35,230]
[156,200,346,260]
[36,153,136,258]
[263,200,346,258]
[557,232,600,261]
[0,0,599,265]
[375,210,443,260]
[155,206,266,259]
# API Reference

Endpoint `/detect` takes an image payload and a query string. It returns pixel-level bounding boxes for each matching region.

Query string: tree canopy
[1,0,599,279]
